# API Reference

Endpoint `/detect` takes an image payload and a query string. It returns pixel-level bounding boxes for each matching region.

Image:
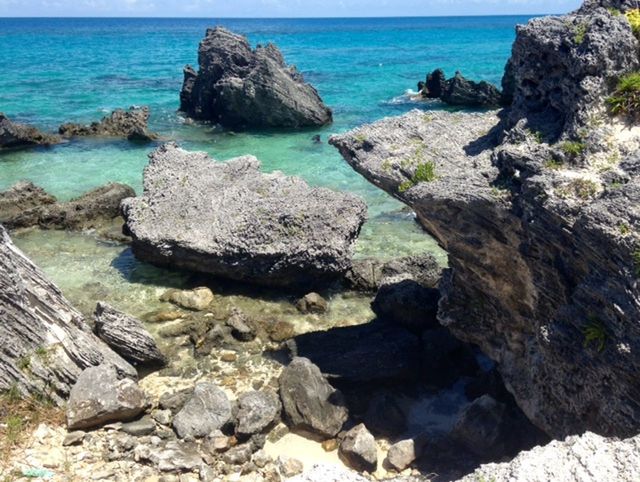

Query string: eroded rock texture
[59,107,158,141]
[0,226,135,403]
[122,143,366,288]
[179,27,332,129]
[0,113,60,149]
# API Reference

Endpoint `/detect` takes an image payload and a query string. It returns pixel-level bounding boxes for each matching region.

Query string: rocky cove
[2,3,640,482]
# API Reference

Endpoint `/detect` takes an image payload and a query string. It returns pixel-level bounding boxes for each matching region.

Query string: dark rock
[94,302,166,367]
[121,416,156,436]
[344,258,384,292]
[339,424,377,473]
[286,321,421,384]
[0,113,60,149]
[180,27,332,129]
[66,364,147,430]
[372,278,440,331]
[159,388,193,414]
[267,320,296,342]
[226,309,257,342]
[236,390,281,437]
[441,71,504,108]
[278,357,348,438]
[0,226,135,403]
[421,68,446,99]
[421,327,479,387]
[122,143,367,288]
[0,182,134,232]
[59,107,158,141]
[173,382,232,439]
[363,393,407,438]
[296,292,328,314]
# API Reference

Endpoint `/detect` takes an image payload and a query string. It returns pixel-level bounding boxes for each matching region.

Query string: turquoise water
[0,17,524,314]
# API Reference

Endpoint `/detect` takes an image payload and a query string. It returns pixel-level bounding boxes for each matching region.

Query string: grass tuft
[626,9,640,38]
[608,72,640,119]
[583,318,608,352]
[398,160,437,192]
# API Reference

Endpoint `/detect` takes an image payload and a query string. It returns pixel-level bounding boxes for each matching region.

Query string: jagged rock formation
[59,107,158,141]
[457,431,640,482]
[418,69,505,108]
[179,27,332,129]
[0,225,135,403]
[330,0,640,440]
[122,143,366,288]
[0,181,135,232]
[0,113,60,149]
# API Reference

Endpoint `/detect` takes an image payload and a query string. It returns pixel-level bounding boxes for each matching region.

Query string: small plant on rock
[544,159,563,170]
[574,22,588,44]
[583,318,608,352]
[626,9,640,38]
[560,141,586,158]
[398,160,437,193]
[633,248,640,276]
[608,72,640,119]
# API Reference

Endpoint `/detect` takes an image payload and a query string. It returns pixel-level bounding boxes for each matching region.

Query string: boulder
[278,357,348,438]
[134,440,203,473]
[59,107,158,141]
[226,308,257,342]
[179,27,332,129]
[0,225,135,403]
[286,321,421,384]
[456,432,640,482]
[344,258,385,292]
[386,439,417,472]
[236,390,282,437]
[419,69,504,107]
[160,287,214,311]
[0,113,60,149]
[420,68,446,99]
[277,455,304,477]
[296,292,328,314]
[93,302,166,367]
[66,364,147,430]
[173,382,232,439]
[122,143,367,288]
[0,181,135,231]
[338,424,377,473]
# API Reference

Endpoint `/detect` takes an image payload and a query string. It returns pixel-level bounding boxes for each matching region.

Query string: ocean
[0,16,527,318]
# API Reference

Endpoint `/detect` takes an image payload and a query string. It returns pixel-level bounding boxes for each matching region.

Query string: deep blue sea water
[0,17,529,314]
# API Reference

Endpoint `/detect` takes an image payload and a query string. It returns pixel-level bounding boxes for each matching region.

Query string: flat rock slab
[122,143,367,288]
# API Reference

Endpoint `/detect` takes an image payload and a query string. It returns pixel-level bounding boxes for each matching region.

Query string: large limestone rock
[94,302,166,367]
[0,225,135,403]
[330,3,640,440]
[59,107,158,141]
[122,143,367,288]
[0,181,135,231]
[278,357,348,438]
[66,364,147,430]
[456,432,640,482]
[179,27,332,129]
[0,113,60,149]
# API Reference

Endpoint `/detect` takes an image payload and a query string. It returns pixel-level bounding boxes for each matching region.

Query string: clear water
[0,16,525,316]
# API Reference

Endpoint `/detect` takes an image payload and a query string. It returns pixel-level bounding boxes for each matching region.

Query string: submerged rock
[339,424,377,473]
[296,292,328,314]
[59,107,158,141]
[160,287,214,311]
[180,27,332,129]
[278,357,348,438]
[0,225,135,403]
[173,382,232,439]
[93,302,166,367]
[0,181,135,231]
[0,113,60,149]
[122,143,367,288]
[66,364,147,430]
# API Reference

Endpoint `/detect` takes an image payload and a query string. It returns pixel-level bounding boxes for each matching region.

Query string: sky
[0,0,583,18]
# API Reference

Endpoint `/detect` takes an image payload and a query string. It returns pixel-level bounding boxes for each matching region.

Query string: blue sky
[0,0,584,17]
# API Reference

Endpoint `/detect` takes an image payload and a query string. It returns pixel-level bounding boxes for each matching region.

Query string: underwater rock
[160,287,214,311]
[0,112,60,149]
[296,292,328,314]
[59,106,158,141]
[0,225,135,403]
[94,302,166,367]
[180,27,332,129]
[122,143,367,288]
[0,181,57,229]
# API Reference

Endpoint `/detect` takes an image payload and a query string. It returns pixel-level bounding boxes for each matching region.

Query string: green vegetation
[398,160,437,193]
[557,178,598,200]
[354,134,367,144]
[574,22,588,44]
[608,7,621,16]
[620,223,631,236]
[607,72,640,118]
[559,141,586,157]
[529,129,544,144]
[583,318,608,352]
[544,159,563,170]
[633,248,640,276]
[626,9,640,38]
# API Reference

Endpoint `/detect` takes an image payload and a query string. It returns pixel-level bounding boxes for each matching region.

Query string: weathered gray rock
[278,357,348,438]
[339,424,377,473]
[160,287,214,311]
[456,432,640,482]
[122,143,367,288]
[0,225,135,403]
[419,69,504,107]
[386,439,417,472]
[0,181,135,231]
[94,302,166,367]
[344,258,385,292]
[277,455,304,477]
[236,390,281,437]
[0,113,60,149]
[296,292,328,314]
[173,382,232,439]
[66,364,147,430]
[59,107,158,141]
[180,27,332,129]
[226,308,256,342]
[121,416,156,436]
[159,388,193,414]
[134,440,203,473]
[289,464,369,482]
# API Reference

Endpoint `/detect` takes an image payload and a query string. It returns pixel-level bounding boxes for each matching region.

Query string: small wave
[383,89,423,106]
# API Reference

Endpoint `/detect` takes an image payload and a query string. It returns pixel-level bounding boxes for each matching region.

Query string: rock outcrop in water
[179,27,332,129]
[0,113,60,149]
[59,107,158,141]
[0,225,135,403]
[122,143,366,288]
[331,2,640,440]
[0,181,135,232]
[418,69,505,108]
